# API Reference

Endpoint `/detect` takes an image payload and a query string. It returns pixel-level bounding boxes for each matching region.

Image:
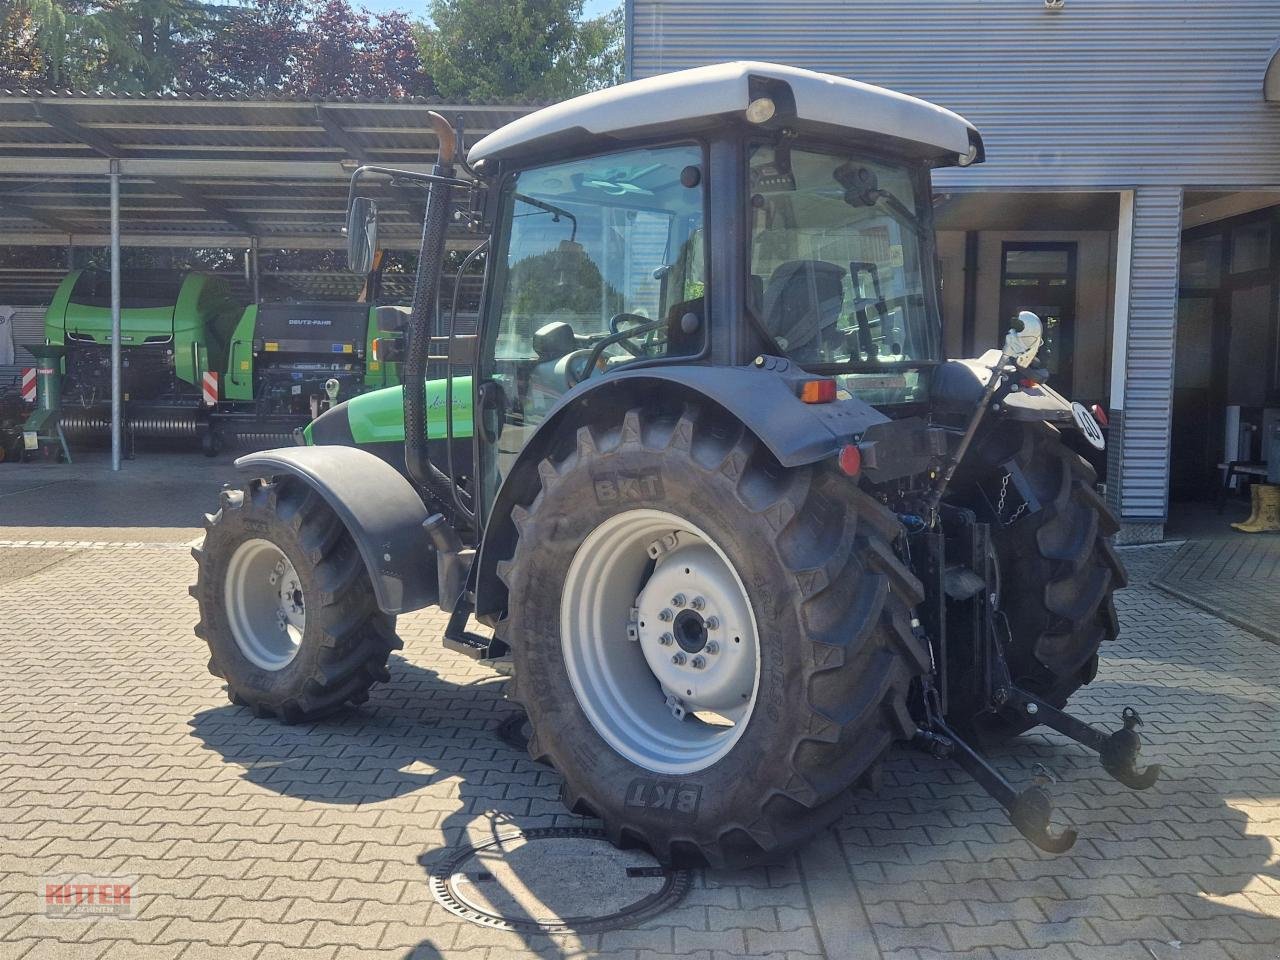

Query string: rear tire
[191,476,400,722]
[501,404,928,868]
[957,423,1126,741]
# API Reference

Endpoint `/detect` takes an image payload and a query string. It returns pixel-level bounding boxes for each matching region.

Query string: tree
[0,6,50,88]
[8,0,217,92]
[418,0,623,102]
[179,0,432,99]
[2,0,432,98]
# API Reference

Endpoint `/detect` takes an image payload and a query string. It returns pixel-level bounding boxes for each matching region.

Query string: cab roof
[467,61,983,168]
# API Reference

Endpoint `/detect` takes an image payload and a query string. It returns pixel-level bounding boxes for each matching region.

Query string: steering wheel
[570,316,668,384]
[607,312,657,357]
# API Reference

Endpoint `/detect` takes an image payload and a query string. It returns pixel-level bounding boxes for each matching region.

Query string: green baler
[44,269,239,442]
[208,300,402,451]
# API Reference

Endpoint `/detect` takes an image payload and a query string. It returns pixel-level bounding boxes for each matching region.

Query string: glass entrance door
[999,243,1078,393]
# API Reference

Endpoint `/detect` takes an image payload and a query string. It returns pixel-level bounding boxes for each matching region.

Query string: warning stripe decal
[21,367,36,403]
[202,371,218,407]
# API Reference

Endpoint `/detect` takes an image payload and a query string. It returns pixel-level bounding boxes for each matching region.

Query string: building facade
[626,0,1280,541]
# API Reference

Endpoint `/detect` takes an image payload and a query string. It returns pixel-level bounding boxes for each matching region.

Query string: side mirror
[1004,310,1044,368]
[346,196,378,274]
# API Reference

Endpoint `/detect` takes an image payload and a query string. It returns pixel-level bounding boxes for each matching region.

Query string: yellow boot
[1231,484,1262,532]
[1235,484,1280,533]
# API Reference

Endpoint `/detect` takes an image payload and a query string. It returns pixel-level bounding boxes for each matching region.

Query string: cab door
[471,143,708,524]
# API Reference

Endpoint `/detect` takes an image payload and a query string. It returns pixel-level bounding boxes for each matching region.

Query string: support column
[1107,187,1184,543]
[110,159,122,472]
[250,236,260,303]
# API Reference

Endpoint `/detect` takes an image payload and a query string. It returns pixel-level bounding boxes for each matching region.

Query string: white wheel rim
[560,509,761,775]
[224,538,305,671]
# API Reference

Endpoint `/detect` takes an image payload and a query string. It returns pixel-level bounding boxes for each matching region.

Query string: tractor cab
[349,62,984,515]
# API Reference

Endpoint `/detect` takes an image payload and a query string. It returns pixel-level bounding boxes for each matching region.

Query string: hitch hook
[1098,707,1162,791]
[918,722,1077,853]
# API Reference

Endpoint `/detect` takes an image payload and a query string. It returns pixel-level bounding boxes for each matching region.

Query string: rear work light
[799,378,837,403]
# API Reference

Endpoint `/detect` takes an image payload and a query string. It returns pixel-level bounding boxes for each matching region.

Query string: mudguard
[234,445,438,615]
[932,351,1074,424]
[473,358,889,625]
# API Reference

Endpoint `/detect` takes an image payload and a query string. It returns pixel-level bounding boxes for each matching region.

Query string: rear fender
[932,353,1074,424]
[234,445,438,615]
[472,359,889,625]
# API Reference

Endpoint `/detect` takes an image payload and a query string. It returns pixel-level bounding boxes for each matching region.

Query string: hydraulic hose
[402,112,473,524]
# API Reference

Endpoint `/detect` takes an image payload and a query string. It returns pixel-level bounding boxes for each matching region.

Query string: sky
[358,0,620,17]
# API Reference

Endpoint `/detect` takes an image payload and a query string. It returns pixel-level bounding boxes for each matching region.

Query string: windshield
[748,143,940,398]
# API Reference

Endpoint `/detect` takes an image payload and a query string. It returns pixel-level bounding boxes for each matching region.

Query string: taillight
[1090,403,1109,427]
[799,378,837,403]
[838,444,862,477]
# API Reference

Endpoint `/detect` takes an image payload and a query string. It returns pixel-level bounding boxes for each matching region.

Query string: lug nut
[691,655,706,669]
[705,616,720,630]
[705,641,719,654]
[691,596,706,611]
[671,652,687,665]
[658,608,673,622]
[659,632,674,646]
[671,594,686,608]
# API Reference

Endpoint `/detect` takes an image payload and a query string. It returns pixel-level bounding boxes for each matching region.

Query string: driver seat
[760,260,845,360]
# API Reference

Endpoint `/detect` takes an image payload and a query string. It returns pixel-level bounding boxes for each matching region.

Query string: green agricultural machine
[192,62,1156,866]
[41,267,400,454]
[44,269,239,446]
[206,298,401,453]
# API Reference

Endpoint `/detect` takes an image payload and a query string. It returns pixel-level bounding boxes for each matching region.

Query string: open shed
[0,91,536,464]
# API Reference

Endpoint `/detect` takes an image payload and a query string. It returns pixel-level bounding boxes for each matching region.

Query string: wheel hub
[560,510,761,775]
[672,609,707,653]
[634,540,755,717]
[224,538,305,672]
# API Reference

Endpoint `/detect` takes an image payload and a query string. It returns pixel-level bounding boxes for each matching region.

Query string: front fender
[234,445,438,615]
[473,359,888,625]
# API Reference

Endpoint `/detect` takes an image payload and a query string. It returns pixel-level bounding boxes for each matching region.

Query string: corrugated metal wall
[629,0,1280,190]
[1116,188,1183,521]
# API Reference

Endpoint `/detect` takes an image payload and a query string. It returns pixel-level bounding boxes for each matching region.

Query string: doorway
[1173,209,1280,501]
[999,242,1077,393]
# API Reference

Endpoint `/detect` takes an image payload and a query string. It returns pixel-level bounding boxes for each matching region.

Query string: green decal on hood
[305,376,473,445]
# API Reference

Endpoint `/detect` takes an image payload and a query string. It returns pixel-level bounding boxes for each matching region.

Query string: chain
[995,471,1029,527]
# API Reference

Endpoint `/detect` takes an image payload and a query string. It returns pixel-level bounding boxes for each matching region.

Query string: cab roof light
[799,378,837,404]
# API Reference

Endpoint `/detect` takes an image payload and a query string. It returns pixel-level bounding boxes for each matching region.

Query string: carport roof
[0,91,540,248]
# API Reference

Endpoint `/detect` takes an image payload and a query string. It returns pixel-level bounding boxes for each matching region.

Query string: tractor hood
[468,61,983,169]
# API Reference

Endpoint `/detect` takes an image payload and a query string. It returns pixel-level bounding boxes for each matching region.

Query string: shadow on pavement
[188,574,1280,956]
[189,651,659,958]
[0,448,242,535]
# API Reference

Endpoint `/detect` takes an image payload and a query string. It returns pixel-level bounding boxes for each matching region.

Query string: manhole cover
[429,827,691,933]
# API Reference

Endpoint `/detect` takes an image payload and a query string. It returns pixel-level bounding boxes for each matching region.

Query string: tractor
[191,62,1156,867]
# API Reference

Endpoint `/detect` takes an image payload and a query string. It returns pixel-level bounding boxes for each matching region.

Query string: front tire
[501,404,928,867]
[191,476,401,722]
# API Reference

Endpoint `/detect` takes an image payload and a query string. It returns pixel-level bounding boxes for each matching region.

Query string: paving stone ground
[0,479,1278,959]
[1155,537,1280,645]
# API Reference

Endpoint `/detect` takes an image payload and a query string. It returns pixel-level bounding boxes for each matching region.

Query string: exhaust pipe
[401,112,474,526]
